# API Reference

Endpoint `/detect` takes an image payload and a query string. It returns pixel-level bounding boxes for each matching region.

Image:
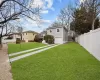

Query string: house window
[26,33,27,35]
[33,34,34,35]
[50,30,52,33]
[57,29,59,32]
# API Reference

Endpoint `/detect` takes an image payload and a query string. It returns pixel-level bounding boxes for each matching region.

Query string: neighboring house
[46,26,68,44]
[39,31,47,38]
[22,31,38,42]
[67,30,76,41]
[2,30,38,43]
[2,33,21,43]
[68,30,75,37]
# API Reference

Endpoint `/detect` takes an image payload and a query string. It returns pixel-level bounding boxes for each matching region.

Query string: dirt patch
[0,44,13,80]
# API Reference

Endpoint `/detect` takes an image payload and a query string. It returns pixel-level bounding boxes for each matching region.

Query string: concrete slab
[10,44,60,62]
[0,44,13,80]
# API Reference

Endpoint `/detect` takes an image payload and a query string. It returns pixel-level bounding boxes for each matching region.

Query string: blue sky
[19,0,80,33]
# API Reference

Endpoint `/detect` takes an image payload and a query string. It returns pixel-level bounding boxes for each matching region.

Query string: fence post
[89,30,93,54]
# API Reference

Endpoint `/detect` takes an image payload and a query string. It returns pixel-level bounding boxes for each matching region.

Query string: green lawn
[8,42,46,54]
[11,42,100,80]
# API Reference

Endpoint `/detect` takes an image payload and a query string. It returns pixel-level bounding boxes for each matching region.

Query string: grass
[11,42,100,80]
[9,46,47,58]
[8,42,46,54]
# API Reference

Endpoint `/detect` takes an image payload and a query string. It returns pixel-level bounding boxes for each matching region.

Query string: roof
[40,31,46,34]
[7,33,20,36]
[47,26,68,31]
[22,30,38,34]
[13,33,20,35]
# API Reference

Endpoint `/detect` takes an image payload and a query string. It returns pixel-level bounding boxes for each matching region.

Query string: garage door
[54,38,63,44]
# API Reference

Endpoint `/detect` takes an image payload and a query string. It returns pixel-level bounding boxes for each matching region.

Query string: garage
[54,37,63,44]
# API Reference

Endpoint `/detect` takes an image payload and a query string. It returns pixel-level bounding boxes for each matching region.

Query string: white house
[2,33,21,43]
[46,26,68,44]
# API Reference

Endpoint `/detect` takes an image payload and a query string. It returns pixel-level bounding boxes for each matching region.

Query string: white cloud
[50,7,55,11]
[20,18,51,32]
[80,0,85,3]
[45,0,53,8]
[18,17,51,29]
[45,0,55,11]
[29,0,44,8]
[29,0,54,14]
[41,19,51,23]
[40,10,48,14]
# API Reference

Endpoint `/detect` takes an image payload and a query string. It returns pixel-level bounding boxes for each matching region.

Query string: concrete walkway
[10,44,60,62]
[9,44,54,57]
[0,44,12,80]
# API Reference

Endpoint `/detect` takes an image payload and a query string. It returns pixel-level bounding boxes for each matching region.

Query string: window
[26,33,27,35]
[33,34,34,35]
[50,30,52,33]
[57,29,59,32]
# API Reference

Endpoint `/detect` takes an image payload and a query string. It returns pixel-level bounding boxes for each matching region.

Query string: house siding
[47,28,63,38]
[2,34,21,43]
[22,33,36,42]
[63,28,68,43]
[46,27,68,44]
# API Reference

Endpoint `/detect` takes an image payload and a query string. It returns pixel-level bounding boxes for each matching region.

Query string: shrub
[16,38,21,44]
[21,40,25,42]
[44,35,54,44]
[34,35,43,42]
[28,40,34,42]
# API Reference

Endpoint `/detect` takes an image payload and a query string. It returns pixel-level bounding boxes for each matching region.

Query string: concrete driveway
[0,44,12,80]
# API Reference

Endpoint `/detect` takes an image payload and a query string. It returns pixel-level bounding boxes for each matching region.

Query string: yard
[10,42,100,80]
[8,42,46,54]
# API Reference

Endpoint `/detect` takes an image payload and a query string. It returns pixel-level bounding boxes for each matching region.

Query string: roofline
[47,27,63,30]
[22,31,38,34]
[47,26,68,31]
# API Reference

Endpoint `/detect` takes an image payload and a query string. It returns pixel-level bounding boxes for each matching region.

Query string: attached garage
[54,37,63,44]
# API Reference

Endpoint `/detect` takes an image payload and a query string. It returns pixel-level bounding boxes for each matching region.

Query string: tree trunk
[92,17,98,30]
[0,37,2,49]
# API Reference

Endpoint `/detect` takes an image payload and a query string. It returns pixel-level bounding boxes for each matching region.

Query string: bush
[16,38,21,44]
[44,35,54,44]
[28,40,34,42]
[21,40,25,42]
[34,35,43,42]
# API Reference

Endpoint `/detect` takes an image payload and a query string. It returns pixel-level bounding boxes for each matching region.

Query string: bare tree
[17,26,23,40]
[51,21,61,27]
[83,0,100,30]
[0,0,41,48]
[57,5,74,31]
